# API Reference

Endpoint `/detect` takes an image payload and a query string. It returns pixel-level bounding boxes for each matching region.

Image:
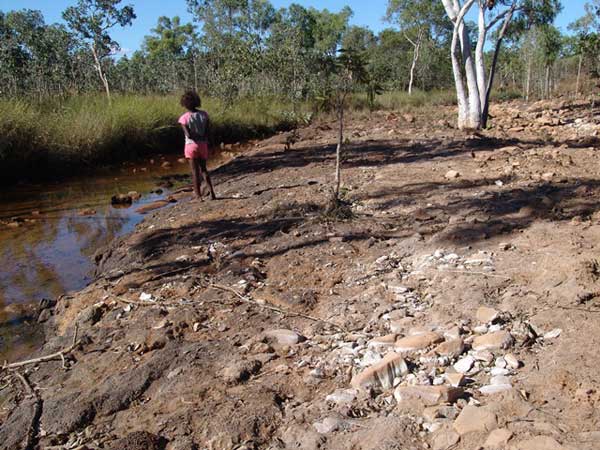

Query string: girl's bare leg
[188,159,203,199]
[199,159,216,200]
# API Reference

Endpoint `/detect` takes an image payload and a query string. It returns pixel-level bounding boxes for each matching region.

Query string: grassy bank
[1,90,477,185]
[0,95,304,184]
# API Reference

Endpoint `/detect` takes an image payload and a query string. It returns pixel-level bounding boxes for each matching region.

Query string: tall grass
[1,90,478,184]
[0,94,303,184]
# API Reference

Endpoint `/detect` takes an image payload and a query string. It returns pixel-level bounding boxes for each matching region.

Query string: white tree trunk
[443,0,475,129]
[576,53,583,96]
[475,3,488,111]
[91,45,111,102]
[525,58,532,102]
[407,30,423,96]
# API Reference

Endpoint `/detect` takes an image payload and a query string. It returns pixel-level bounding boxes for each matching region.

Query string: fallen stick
[434,269,511,280]
[2,325,79,372]
[208,283,346,333]
[13,372,42,450]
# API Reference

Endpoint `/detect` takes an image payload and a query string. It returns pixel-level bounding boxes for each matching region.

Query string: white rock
[504,353,520,369]
[264,329,304,346]
[495,357,507,368]
[139,292,153,301]
[360,350,383,367]
[479,384,512,395]
[314,417,343,434]
[453,355,475,374]
[490,375,511,386]
[433,376,445,386]
[473,325,488,334]
[543,328,562,339]
[325,389,358,405]
[491,367,510,376]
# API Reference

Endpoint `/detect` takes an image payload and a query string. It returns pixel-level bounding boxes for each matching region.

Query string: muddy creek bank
[0,150,236,362]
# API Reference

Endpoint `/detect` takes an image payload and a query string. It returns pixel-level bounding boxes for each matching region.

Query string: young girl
[178,90,216,200]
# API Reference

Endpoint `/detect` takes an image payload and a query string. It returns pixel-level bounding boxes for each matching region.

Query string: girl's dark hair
[180,90,201,110]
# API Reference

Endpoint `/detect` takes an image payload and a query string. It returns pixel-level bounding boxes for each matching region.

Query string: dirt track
[2,99,600,450]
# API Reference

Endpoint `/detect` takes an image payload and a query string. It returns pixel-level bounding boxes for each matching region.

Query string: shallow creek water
[0,152,231,362]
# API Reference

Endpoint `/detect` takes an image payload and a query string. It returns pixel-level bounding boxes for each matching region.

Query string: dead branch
[2,325,79,372]
[208,283,347,333]
[13,372,42,450]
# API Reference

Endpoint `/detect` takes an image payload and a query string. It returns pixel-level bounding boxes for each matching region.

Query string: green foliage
[62,0,136,58]
[0,94,303,183]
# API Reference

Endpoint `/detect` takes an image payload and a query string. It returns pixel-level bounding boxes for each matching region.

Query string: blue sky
[1,0,589,55]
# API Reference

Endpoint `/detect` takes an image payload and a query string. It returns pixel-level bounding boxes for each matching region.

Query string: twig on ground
[2,325,79,372]
[208,282,347,333]
[115,296,194,308]
[434,269,511,280]
[13,371,42,450]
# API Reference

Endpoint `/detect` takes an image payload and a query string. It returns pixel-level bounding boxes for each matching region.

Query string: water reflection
[0,155,194,361]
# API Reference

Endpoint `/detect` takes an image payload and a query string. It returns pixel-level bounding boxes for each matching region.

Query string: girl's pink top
[178,111,209,160]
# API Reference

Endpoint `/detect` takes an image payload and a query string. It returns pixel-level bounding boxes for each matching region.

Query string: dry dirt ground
[2,98,600,450]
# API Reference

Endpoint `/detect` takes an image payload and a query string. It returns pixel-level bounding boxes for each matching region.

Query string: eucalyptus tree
[186,0,277,101]
[142,16,196,92]
[568,1,600,95]
[440,0,561,130]
[63,0,136,101]
[386,0,449,94]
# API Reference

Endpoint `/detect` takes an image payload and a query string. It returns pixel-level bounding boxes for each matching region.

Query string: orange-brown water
[0,152,232,362]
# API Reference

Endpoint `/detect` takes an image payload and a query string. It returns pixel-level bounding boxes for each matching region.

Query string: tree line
[1,1,599,124]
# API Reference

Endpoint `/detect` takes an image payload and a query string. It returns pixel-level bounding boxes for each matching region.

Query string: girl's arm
[181,124,191,140]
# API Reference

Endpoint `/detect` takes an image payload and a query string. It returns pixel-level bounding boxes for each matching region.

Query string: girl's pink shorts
[185,142,209,160]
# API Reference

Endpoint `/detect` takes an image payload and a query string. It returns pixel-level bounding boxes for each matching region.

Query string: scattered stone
[403,113,416,123]
[479,384,512,396]
[139,292,153,302]
[445,170,460,180]
[512,436,567,450]
[445,372,465,387]
[474,325,489,334]
[473,350,494,364]
[222,359,261,384]
[495,356,507,368]
[313,416,344,434]
[368,334,398,349]
[394,385,463,407]
[484,428,513,448]
[432,430,460,450]
[127,191,142,201]
[325,389,358,406]
[472,331,514,351]
[504,353,520,369]
[264,329,305,346]
[432,339,465,358]
[490,367,510,376]
[351,352,409,391]
[76,305,103,326]
[490,375,511,386]
[111,194,133,205]
[78,208,97,216]
[476,306,499,324]
[453,355,475,374]
[395,332,443,353]
[541,172,555,181]
[453,405,498,435]
[444,327,461,340]
[543,328,562,340]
